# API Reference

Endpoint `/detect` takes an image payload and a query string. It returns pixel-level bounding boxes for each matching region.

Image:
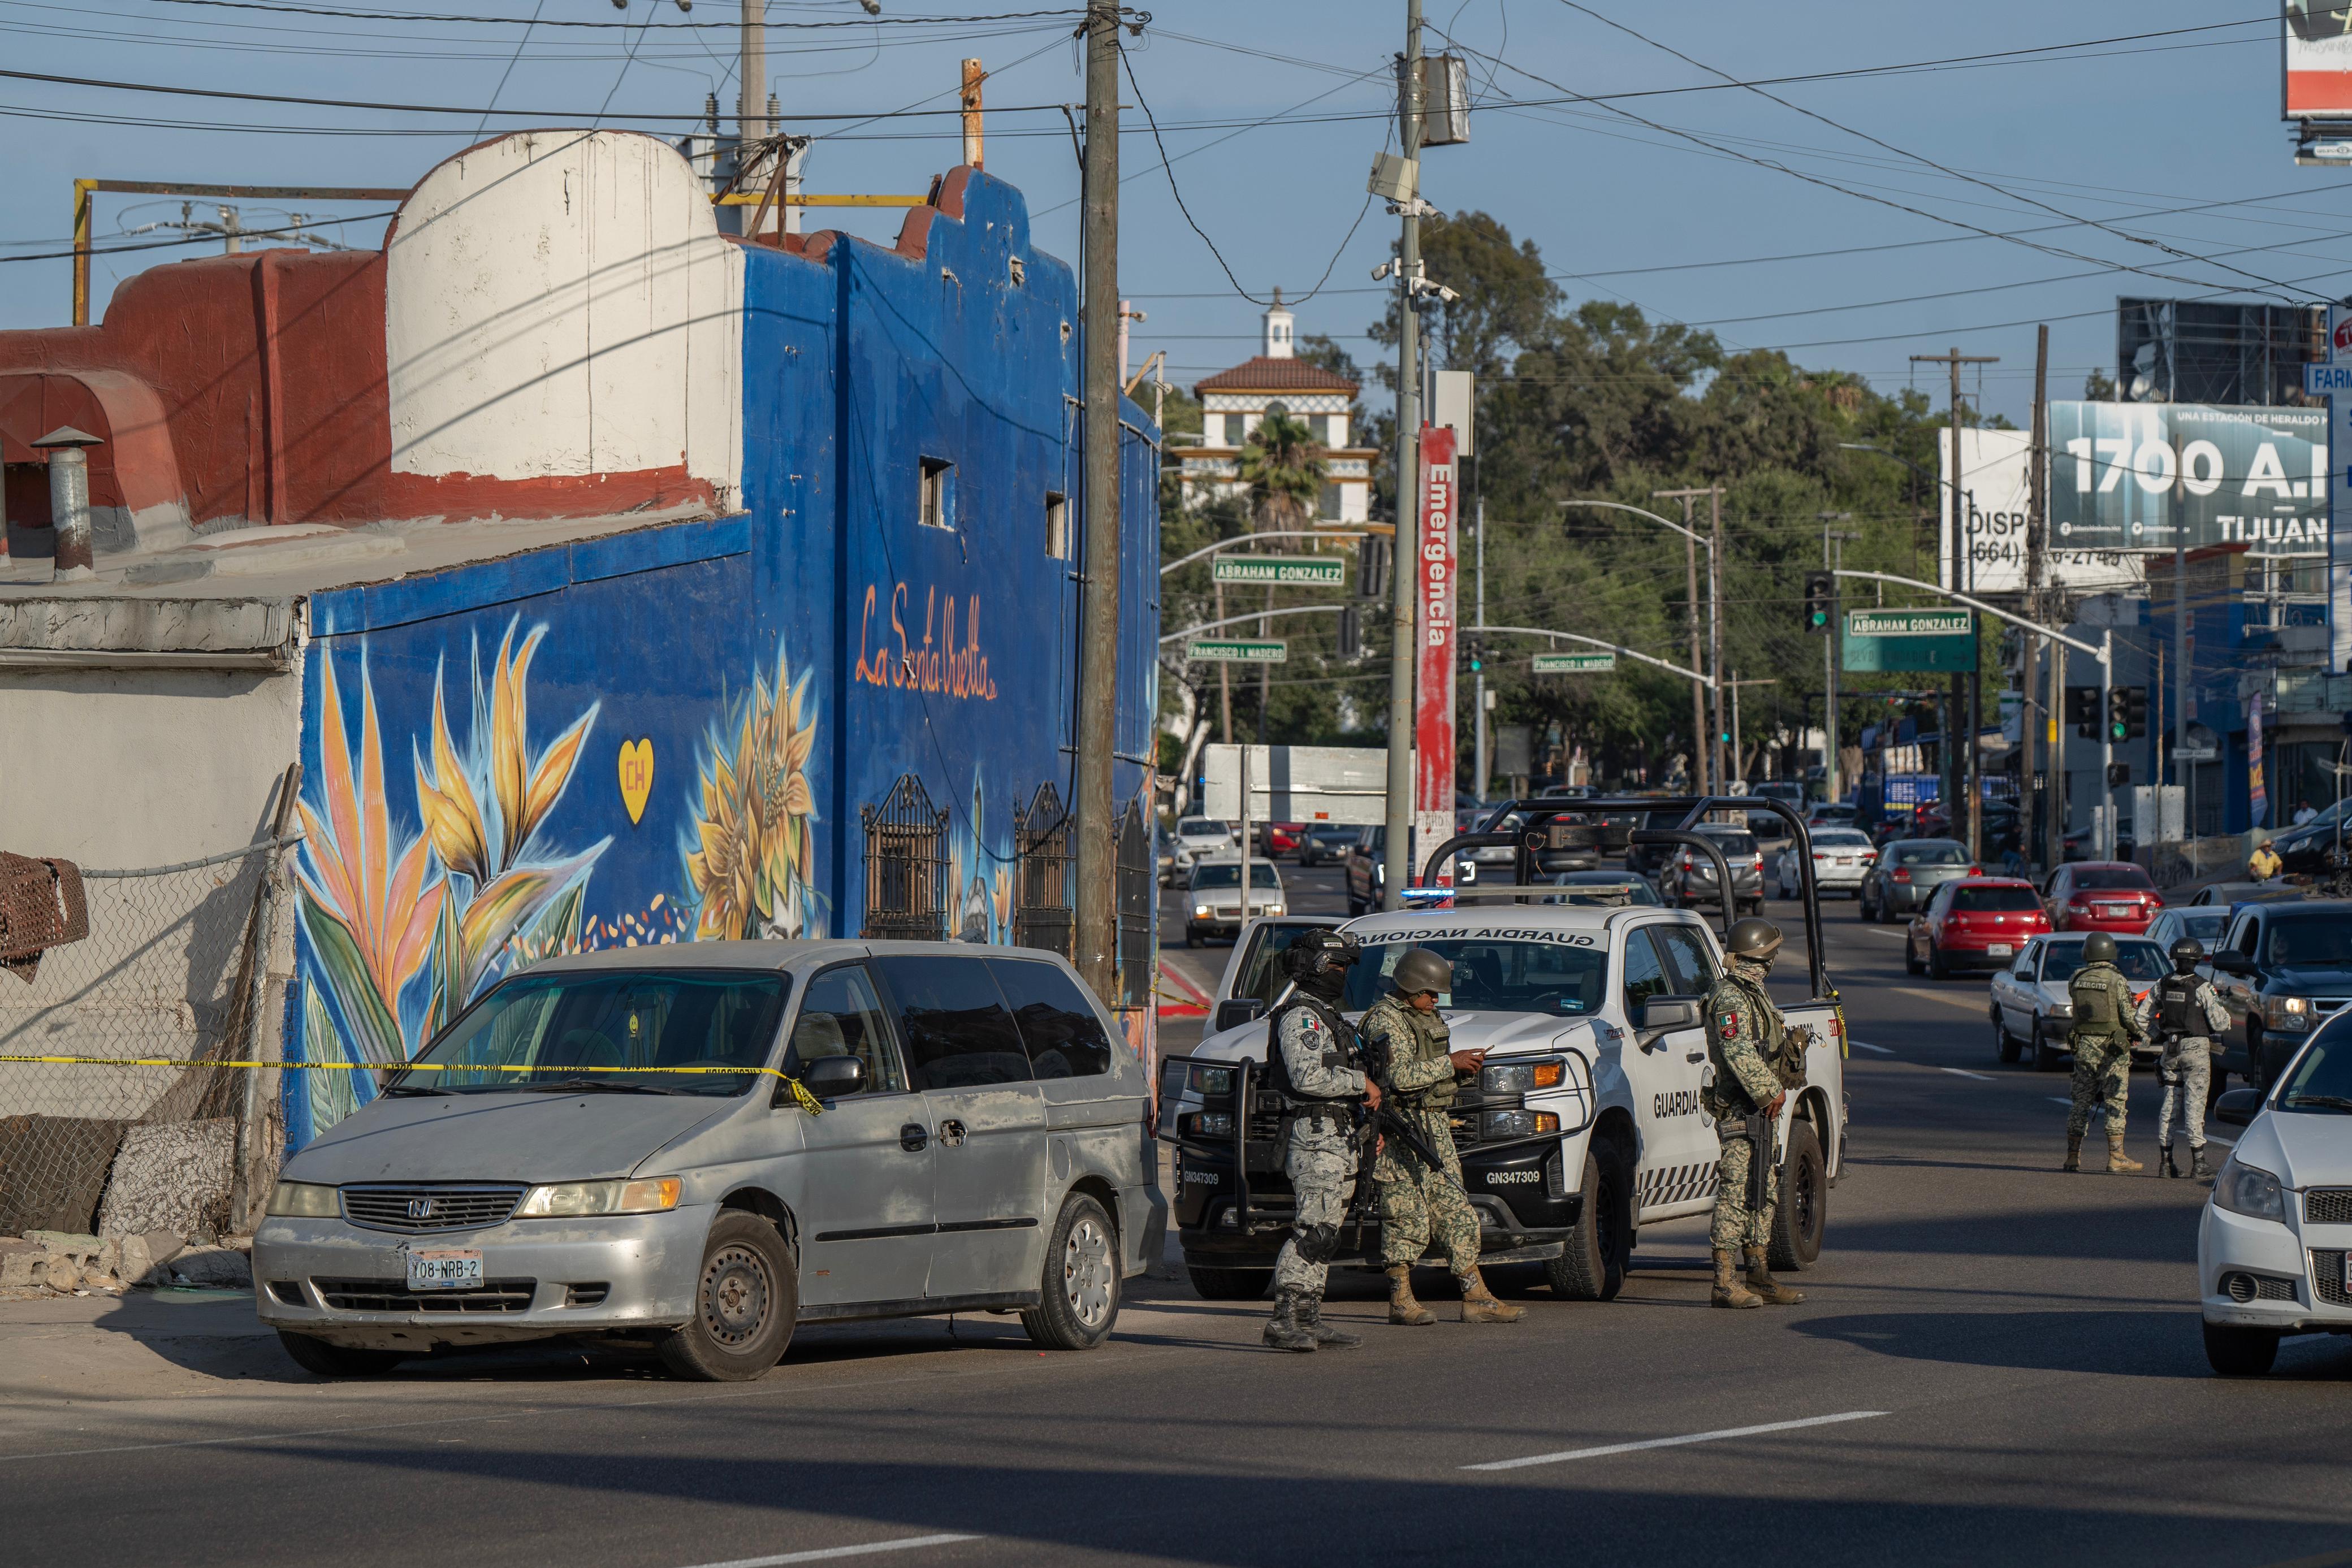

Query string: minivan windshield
[1340,934,1609,1015]
[393,969,789,1096]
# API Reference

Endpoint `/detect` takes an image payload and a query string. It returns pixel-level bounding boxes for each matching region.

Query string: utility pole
[2029,324,2054,872]
[1818,514,1858,804]
[1913,346,1998,859]
[739,0,767,182]
[1473,495,1487,800]
[1381,0,1426,910]
[1654,486,1724,794]
[1073,3,1122,999]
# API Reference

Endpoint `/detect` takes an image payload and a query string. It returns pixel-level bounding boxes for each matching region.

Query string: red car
[2042,861,2160,934]
[1907,877,2051,979]
[1257,822,1302,857]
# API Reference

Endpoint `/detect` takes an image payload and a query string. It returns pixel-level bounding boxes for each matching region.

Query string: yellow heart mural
[617,739,654,825]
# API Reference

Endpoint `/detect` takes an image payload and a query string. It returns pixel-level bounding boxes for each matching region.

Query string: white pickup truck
[1158,802,1850,1302]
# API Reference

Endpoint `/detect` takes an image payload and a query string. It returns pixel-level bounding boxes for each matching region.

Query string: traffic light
[1467,636,1484,674]
[1356,536,1390,600]
[2066,686,2100,738]
[2107,761,2131,788]
[1802,571,1834,634]
[1337,604,1361,660]
[2107,686,2147,743]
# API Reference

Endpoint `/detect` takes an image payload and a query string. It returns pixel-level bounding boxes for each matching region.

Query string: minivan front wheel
[1022,1193,1121,1350]
[658,1211,796,1381]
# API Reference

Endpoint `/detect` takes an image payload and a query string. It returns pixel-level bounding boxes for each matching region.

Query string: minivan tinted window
[987,958,1112,1078]
[872,956,1032,1088]
[397,969,789,1096]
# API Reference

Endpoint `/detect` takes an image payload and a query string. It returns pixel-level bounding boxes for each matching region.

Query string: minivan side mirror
[1214,998,1268,1033]
[797,1054,867,1101]
[1636,997,1700,1049]
[2211,1087,2262,1128]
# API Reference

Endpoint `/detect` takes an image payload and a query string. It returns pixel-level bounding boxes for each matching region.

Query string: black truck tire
[1767,1120,1827,1272]
[1546,1132,1632,1301]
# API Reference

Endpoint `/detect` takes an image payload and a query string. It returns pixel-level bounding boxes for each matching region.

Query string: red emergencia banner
[1414,423,1458,881]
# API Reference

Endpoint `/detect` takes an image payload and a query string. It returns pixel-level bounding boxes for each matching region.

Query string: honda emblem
[407,1197,436,1220]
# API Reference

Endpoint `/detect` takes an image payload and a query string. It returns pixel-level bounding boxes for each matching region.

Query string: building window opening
[1045,492,1069,559]
[1114,800,1152,1008]
[1012,782,1073,958]
[862,774,949,939]
[919,457,954,530]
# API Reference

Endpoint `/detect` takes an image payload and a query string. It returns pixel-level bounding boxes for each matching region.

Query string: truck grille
[2307,1189,2352,1225]
[340,1183,526,1234]
[313,1277,538,1313]
[2314,1251,2351,1309]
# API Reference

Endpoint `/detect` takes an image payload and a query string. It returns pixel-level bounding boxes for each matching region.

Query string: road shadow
[1793,1307,2223,1379]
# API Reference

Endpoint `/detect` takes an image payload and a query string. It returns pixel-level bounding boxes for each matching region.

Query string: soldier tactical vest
[2069,963,2122,1037]
[1262,995,1361,1107]
[2156,974,2202,1038]
[1369,999,1458,1108]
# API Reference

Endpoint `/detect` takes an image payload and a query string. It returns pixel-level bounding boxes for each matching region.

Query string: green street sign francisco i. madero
[1531,651,1616,674]
[1841,607,1976,673]
[1187,639,1288,664]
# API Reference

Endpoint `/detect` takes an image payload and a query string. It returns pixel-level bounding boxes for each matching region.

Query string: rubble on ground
[0,1228,253,1298]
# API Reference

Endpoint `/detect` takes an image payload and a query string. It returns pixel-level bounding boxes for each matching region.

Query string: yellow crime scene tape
[0,1055,827,1114]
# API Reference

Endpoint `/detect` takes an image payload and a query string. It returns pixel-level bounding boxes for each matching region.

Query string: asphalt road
[7,872,2352,1568]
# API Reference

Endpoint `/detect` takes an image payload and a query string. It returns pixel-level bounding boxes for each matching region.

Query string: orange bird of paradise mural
[686,642,823,940]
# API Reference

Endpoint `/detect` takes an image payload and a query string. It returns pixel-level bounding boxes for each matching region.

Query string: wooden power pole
[1073,4,1122,1000]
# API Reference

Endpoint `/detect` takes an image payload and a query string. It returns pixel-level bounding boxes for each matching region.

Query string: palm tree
[1235,412,1330,742]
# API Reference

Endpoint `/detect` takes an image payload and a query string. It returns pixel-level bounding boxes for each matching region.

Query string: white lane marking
[1895,986,1991,1013]
[1463,1409,1890,1472]
[680,1536,981,1568]
[1861,927,1906,939]
[2203,1133,2236,1147]
[2047,1097,2074,1107]
[1850,1041,1895,1055]
[1940,1067,1994,1081]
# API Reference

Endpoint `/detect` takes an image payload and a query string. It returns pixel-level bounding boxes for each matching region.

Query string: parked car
[1661,824,1766,916]
[1988,932,2168,1071]
[2196,1015,2352,1376]
[1185,855,1285,946]
[2203,899,2352,1088]
[1295,822,1357,866]
[2044,861,2160,934]
[2144,905,2232,957]
[1765,826,1875,900]
[1859,838,1975,924]
[1169,816,1232,881]
[253,942,1164,1380]
[2267,799,2352,883]
[1805,803,1859,830]
[1905,877,2051,980]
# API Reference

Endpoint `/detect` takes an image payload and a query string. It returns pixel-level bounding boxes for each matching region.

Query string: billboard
[1940,402,2331,594]
[2287,2,2352,119]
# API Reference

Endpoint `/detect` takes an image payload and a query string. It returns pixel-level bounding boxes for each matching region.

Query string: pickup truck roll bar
[1417,795,1835,1002]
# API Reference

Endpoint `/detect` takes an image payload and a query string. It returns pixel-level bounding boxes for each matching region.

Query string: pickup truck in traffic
[1159,797,1850,1303]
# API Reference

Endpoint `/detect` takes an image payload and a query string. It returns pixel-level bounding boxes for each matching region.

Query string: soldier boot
[1260,1288,1317,1353]
[1741,1245,1806,1306]
[1296,1290,1361,1348]
[1711,1248,1761,1309]
[1456,1268,1524,1324]
[2192,1146,2216,1183]
[2106,1136,2144,1175]
[2063,1134,2082,1173]
[1385,1265,1437,1327]
[2159,1143,2180,1179]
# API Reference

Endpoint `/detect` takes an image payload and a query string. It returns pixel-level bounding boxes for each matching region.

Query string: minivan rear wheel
[1022,1193,1121,1350]
[658,1211,795,1381]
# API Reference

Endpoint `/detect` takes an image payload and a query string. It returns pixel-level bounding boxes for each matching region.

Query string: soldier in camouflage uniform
[1701,917,1810,1309]
[1260,929,1378,1353]
[2065,930,2148,1173]
[1361,947,1523,1326]
[2133,937,2229,1181]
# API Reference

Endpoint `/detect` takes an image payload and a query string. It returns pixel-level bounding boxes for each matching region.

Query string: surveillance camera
[1436,284,1460,304]
[1370,260,1395,282]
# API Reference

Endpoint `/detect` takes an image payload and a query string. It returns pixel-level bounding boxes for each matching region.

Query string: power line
[148,1,1084,28]
[0,210,399,263]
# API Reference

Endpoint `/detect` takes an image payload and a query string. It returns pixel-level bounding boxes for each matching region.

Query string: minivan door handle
[900,1123,928,1153]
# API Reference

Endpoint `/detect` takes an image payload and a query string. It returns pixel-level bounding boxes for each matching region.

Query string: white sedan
[1766,828,1875,899]
[1987,933,2167,1071]
[2198,1012,2352,1375]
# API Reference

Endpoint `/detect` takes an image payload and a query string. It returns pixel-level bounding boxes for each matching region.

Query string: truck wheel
[1186,1263,1273,1301]
[276,1332,405,1378]
[656,1211,796,1381]
[1021,1193,1120,1351]
[2203,1322,2280,1378]
[1767,1121,1827,1272]
[1546,1133,1631,1302]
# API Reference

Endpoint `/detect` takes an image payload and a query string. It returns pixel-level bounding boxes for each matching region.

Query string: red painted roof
[1193,356,1357,395]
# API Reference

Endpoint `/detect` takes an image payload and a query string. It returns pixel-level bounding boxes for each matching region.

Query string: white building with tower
[1178,293,1376,524]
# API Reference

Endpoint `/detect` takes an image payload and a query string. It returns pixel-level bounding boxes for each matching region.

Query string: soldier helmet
[1389,947,1453,999]
[1724,916,1784,964]
[2169,937,2204,972]
[1282,928,1360,999]
[2082,931,2119,964]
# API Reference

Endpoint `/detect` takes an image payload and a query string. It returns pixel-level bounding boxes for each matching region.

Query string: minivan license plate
[407,1249,482,1291]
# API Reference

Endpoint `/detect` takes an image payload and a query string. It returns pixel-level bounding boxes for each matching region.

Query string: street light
[1817,513,1860,806]
[1562,499,1716,792]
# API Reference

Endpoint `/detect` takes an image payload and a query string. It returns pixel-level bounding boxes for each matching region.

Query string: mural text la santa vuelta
[854,581,998,700]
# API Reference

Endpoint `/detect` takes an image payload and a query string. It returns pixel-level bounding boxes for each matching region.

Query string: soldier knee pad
[1295,1222,1341,1264]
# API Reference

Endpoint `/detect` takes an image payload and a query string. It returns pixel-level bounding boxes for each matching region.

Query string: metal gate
[861,774,949,940]
[1011,783,1073,957]
[1114,799,1152,1007]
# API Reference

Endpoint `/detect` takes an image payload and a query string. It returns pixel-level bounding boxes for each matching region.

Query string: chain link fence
[0,835,296,1238]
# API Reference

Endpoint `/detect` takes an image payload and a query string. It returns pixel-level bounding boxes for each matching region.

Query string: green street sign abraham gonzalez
[1532,651,1616,674]
[1210,556,1348,587]
[1187,639,1288,664]
[1841,607,1976,673]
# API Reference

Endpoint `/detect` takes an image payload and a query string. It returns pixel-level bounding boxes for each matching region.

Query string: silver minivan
[254,941,1165,1380]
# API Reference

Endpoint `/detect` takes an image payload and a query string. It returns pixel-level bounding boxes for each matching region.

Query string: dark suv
[2202,899,2352,1088]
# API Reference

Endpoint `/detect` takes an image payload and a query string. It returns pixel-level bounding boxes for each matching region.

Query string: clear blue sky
[5,0,2341,426]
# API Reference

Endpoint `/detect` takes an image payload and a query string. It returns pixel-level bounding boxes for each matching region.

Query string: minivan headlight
[2212,1157,2286,1223]
[265,1180,339,1218]
[516,1177,683,1218]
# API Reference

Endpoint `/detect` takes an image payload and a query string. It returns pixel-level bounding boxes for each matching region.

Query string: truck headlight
[1187,1063,1235,1098]
[1264,903,1285,916]
[1195,903,1213,918]
[265,1180,339,1218]
[2212,1156,2286,1223]
[1480,1108,1562,1140]
[1191,1111,1235,1137]
[1481,1058,1569,1094]
[2264,996,2311,1032]
[516,1177,683,1218]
